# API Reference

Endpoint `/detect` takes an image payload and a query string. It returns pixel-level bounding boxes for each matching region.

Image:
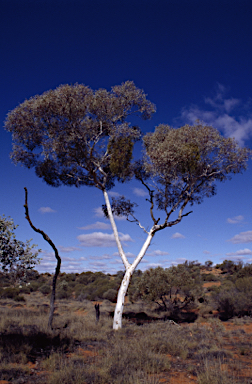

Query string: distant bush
[39,284,51,295]
[19,285,31,294]
[202,273,218,282]
[0,287,20,299]
[103,289,117,303]
[14,295,25,302]
[57,287,72,299]
[56,280,73,299]
[213,277,252,319]
[29,281,40,292]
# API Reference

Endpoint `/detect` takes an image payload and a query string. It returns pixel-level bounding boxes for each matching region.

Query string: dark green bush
[57,288,72,299]
[29,281,40,292]
[14,295,25,302]
[19,285,31,294]
[0,287,20,299]
[103,289,117,303]
[202,273,218,282]
[39,284,51,295]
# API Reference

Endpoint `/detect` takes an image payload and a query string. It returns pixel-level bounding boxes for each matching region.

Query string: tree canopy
[139,123,251,233]
[0,215,40,284]
[5,81,155,190]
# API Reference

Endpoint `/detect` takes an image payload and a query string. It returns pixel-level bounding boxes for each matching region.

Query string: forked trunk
[103,189,154,330]
[113,267,133,330]
[113,231,154,330]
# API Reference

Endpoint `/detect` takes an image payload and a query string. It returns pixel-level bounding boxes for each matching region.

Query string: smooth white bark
[103,190,130,269]
[113,231,154,330]
[103,189,155,330]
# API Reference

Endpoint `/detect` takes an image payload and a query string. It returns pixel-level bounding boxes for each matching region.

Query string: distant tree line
[1,258,252,322]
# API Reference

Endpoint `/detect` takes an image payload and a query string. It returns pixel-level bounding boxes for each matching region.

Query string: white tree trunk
[113,267,133,329]
[103,189,155,330]
[113,231,154,330]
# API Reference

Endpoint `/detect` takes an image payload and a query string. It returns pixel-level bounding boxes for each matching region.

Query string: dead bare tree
[24,187,61,329]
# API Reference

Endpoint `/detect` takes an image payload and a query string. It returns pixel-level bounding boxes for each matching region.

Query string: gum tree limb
[24,187,61,329]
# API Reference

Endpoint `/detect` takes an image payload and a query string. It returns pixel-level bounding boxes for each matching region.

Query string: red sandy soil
[202,281,221,288]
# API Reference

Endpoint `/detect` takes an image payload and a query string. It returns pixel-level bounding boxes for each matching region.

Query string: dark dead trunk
[24,187,61,329]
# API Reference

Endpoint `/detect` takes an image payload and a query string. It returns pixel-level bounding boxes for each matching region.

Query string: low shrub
[39,284,51,295]
[103,289,117,303]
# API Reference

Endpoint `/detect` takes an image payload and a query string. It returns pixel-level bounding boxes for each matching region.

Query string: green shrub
[103,289,117,303]
[0,287,20,299]
[202,273,218,282]
[39,284,51,295]
[19,285,31,294]
[14,295,26,302]
[56,287,72,299]
[29,281,40,292]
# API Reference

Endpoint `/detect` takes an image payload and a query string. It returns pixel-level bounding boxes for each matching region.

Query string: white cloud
[93,207,105,218]
[94,206,126,221]
[88,261,109,270]
[108,191,121,197]
[144,262,162,269]
[171,232,185,239]
[58,246,80,253]
[221,255,246,261]
[133,187,148,197]
[179,84,252,146]
[146,250,169,256]
[38,207,56,214]
[226,215,244,224]
[226,248,252,256]
[228,230,252,244]
[79,221,111,230]
[77,232,133,247]
[203,250,211,255]
[113,251,136,259]
[89,254,112,260]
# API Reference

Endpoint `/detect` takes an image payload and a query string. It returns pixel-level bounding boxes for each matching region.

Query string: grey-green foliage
[213,276,252,319]
[142,124,251,222]
[0,215,40,284]
[5,81,155,190]
[137,262,203,312]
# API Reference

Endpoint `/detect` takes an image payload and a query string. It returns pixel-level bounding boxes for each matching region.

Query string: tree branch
[24,187,61,329]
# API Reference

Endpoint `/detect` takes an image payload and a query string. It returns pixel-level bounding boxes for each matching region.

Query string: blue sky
[1,0,252,274]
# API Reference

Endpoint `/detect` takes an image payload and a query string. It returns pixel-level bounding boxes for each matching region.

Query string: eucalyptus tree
[0,215,40,284]
[5,81,251,329]
[108,123,250,328]
[5,81,155,328]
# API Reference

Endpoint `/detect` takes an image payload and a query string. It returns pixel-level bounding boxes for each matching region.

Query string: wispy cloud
[228,230,252,244]
[133,187,148,197]
[94,206,126,221]
[203,250,211,255]
[38,207,56,214]
[113,251,136,259]
[146,250,169,256]
[77,232,133,247]
[89,254,112,260]
[88,261,110,270]
[58,246,80,253]
[78,221,111,230]
[108,191,121,197]
[221,255,246,261]
[227,215,244,224]
[179,84,252,146]
[226,248,252,256]
[171,232,185,239]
